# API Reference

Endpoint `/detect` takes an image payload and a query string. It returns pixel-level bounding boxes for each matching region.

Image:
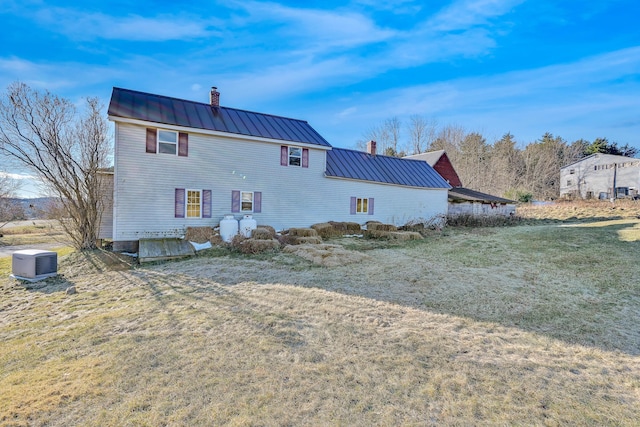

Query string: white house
[101,87,450,251]
[560,153,640,199]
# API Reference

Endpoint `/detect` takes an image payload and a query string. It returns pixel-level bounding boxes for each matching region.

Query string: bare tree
[407,115,438,155]
[0,174,24,230]
[357,116,405,156]
[0,82,112,249]
[520,133,567,199]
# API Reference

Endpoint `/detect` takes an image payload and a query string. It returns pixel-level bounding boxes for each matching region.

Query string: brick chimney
[210,87,220,107]
[366,140,377,156]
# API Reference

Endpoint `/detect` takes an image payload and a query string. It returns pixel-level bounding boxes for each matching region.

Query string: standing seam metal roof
[108,87,331,147]
[326,148,451,189]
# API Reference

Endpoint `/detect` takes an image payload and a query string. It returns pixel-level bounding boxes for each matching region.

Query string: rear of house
[102,87,450,250]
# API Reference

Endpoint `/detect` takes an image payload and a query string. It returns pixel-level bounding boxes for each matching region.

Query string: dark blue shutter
[368,198,374,215]
[202,190,212,218]
[146,128,157,153]
[302,148,309,168]
[280,146,288,166]
[175,188,185,218]
[178,132,188,157]
[231,190,240,213]
[350,197,357,215]
[254,192,262,213]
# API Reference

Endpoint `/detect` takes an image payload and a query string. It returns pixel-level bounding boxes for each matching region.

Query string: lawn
[1,204,639,426]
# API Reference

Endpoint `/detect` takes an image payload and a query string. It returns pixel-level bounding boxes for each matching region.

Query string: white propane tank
[219,215,239,242]
[239,214,257,237]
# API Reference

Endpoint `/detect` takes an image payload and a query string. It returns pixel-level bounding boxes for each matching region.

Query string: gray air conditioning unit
[11,249,58,282]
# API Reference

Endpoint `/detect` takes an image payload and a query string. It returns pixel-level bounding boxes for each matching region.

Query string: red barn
[404,150,463,187]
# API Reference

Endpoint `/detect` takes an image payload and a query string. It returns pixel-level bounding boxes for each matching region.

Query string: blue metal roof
[326,148,451,189]
[108,87,331,147]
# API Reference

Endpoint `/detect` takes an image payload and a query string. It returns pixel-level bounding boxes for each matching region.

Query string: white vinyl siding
[111,122,448,240]
[98,173,114,239]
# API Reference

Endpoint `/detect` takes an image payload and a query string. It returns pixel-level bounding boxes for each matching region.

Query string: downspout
[612,162,618,199]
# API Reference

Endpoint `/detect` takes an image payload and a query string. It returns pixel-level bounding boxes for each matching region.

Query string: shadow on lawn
[180,221,640,356]
[17,274,79,294]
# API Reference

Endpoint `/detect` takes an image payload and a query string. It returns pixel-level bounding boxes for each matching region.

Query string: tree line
[358,117,638,201]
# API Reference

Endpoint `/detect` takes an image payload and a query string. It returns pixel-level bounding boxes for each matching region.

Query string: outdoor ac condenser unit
[11,249,58,282]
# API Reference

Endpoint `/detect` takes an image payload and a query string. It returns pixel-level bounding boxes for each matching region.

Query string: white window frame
[241,191,254,212]
[186,189,202,218]
[158,129,178,155]
[288,147,302,167]
[356,197,369,214]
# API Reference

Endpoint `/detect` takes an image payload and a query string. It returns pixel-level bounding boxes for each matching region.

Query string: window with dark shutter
[175,188,185,218]
[280,146,288,166]
[231,190,240,213]
[202,189,212,218]
[178,132,188,157]
[302,148,309,168]
[254,192,262,213]
[146,128,157,153]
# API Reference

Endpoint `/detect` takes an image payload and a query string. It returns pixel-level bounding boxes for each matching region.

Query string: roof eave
[109,115,332,150]
[324,174,450,190]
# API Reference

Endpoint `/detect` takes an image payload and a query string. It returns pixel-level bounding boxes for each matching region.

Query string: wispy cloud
[34,8,221,41]
[320,46,640,144]
[233,1,397,53]
[0,56,127,96]
[427,0,525,31]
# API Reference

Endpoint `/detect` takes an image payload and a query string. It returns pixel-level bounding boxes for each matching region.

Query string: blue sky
[1,0,639,197]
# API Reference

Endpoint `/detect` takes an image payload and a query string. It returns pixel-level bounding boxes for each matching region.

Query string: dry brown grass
[284,228,323,245]
[0,222,67,246]
[310,222,337,238]
[230,235,280,254]
[1,205,639,426]
[366,222,398,231]
[283,243,370,267]
[251,227,275,240]
[518,199,640,222]
[364,229,423,240]
[311,222,363,238]
[288,227,319,237]
[184,226,214,243]
[257,224,276,236]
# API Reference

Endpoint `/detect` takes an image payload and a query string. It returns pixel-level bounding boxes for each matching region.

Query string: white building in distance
[560,153,640,199]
